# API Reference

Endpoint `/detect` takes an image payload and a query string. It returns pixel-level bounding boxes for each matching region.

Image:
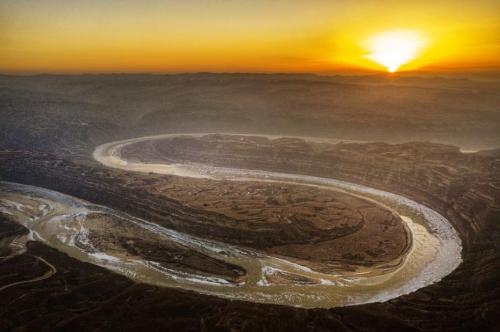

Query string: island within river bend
[0,133,462,308]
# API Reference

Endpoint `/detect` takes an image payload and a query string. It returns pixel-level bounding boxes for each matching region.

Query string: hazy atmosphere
[0,1,499,331]
[1,0,500,73]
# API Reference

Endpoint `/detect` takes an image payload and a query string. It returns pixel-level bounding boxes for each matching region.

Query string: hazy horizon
[1,2,499,330]
[2,0,499,74]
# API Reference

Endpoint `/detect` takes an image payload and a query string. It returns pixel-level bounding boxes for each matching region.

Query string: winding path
[0,256,56,292]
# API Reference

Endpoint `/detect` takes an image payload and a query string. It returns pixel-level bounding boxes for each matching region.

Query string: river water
[0,133,462,308]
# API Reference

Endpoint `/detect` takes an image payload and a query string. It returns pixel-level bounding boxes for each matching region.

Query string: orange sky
[1,0,499,74]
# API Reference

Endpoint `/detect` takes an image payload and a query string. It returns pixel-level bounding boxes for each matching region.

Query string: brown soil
[0,136,499,331]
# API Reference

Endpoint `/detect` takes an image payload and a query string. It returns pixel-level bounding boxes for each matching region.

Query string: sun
[366,30,425,72]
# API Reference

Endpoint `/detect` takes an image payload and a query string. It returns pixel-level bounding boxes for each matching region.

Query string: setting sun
[0,1,499,73]
[366,30,426,72]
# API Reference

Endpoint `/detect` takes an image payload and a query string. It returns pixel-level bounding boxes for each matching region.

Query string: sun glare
[367,30,425,72]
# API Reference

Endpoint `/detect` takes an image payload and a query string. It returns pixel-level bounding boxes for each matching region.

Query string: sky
[1,0,499,74]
